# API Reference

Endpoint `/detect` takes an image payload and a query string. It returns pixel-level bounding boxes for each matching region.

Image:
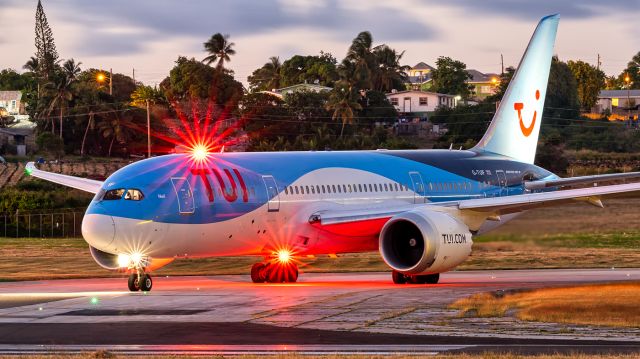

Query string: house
[386,90,457,116]
[596,89,640,114]
[466,70,500,100]
[0,91,26,116]
[261,83,333,99]
[0,115,37,156]
[406,62,434,90]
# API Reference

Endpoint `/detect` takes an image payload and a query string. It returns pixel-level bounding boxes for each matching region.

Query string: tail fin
[473,14,559,164]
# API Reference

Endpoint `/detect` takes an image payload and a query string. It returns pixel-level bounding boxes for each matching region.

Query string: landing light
[277,249,292,264]
[131,252,143,266]
[191,144,210,161]
[117,253,130,268]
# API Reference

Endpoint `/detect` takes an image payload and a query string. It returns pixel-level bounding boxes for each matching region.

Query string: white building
[596,89,640,113]
[0,91,25,116]
[386,90,457,115]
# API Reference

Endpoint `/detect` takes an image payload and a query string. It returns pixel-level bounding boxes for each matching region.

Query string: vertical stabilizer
[473,14,559,164]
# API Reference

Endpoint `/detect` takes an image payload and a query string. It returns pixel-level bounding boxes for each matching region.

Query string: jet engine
[379,208,472,275]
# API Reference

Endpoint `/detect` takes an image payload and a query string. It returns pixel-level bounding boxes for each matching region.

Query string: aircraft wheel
[251,262,266,283]
[140,274,153,292]
[411,273,440,285]
[128,273,140,292]
[392,270,407,284]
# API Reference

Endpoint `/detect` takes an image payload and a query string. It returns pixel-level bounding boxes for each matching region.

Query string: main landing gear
[128,269,153,292]
[251,261,299,283]
[392,270,439,285]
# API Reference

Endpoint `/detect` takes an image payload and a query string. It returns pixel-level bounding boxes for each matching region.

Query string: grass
[450,282,640,328]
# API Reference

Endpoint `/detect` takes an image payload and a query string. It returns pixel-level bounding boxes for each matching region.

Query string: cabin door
[171,177,195,214]
[409,171,426,204]
[262,175,280,212]
[495,170,508,196]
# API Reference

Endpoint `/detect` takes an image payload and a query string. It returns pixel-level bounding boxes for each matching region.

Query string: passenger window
[285,187,289,195]
[316,185,320,194]
[124,189,144,201]
[343,184,347,193]
[348,184,352,193]
[306,186,310,194]
[103,189,125,200]
[384,184,388,191]
[332,185,337,193]
[358,184,363,192]
[295,186,299,195]
[322,185,326,193]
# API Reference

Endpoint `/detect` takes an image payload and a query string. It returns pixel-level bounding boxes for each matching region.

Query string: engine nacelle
[89,246,174,271]
[379,208,472,275]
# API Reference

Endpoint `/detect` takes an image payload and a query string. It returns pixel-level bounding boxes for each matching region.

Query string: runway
[0,269,639,355]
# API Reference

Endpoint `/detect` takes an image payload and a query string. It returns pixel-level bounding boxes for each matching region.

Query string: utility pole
[500,54,504,75]
[109,68,113,96]
[146,99,151,158]
[132,68,135,84]
[597,54,601,71]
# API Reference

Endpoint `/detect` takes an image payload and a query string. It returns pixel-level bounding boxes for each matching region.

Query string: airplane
[25,14,640,292]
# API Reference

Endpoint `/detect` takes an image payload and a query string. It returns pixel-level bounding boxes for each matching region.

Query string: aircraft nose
[82,213,116,251]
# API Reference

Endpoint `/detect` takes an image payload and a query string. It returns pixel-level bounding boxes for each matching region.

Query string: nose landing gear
[251,261,299,283]
[128,269,153,292]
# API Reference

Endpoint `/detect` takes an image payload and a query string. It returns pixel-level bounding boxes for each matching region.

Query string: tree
[98,110,136,157]
[34,0,58,79]
[372,45,409,92]
[131,85,164,157]
[544,56,580,121]
[618,51,640,90]
[44,59,81,139]
[430,56,473,99]
[342,31,376,89]
[161,56,243,105]
[247,56,282,91]
[203,33,236,70]
[279,53,339,88]
[567,60,605,110]
[326,82,362,137]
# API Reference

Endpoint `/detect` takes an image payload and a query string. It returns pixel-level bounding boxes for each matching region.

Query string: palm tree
[373,45,409,92]
[344,31,376,89]
[45,59,81,139]
[203,33,236,69]
[251,56,281,91]
[325,82,362,137]
[24,57,41,97]
[131,85,163,157]
[98,112,136,157]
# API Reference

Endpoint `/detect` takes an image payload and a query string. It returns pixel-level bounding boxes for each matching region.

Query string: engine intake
[379,209,472,275]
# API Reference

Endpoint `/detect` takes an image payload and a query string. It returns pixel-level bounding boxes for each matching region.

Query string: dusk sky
[1,0,638,86]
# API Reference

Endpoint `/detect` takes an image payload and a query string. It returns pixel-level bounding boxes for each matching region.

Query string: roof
[0,127,32,136]
[386,90,455,98]
[466,69,500,83]
[0,91,22,101]
[275,83,333,93]
[599,89,640,98]
[412,62,435,71]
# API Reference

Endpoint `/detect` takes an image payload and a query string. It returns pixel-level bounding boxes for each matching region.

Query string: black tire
[128,273,140,292]
[424,273,440,284]
[140,274,153,292]
[412,273,440,284]
[391,270,407,284]
[251,263,265,283]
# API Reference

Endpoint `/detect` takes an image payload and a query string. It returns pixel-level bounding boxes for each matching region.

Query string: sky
[0,0,638,87]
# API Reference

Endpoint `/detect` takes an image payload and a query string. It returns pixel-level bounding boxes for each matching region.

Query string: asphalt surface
[0,269,639,355]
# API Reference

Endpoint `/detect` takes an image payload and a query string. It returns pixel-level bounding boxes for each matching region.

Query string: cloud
[45,0,436,57]
[445,0,640,20]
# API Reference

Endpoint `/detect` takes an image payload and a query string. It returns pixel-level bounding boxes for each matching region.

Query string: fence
[1,208,85,238]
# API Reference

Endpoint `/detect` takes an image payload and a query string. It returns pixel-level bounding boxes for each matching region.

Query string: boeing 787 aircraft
[26,14,640,292]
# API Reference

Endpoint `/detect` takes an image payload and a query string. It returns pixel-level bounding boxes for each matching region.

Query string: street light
[624,73,632,126]
[96,69,113,95]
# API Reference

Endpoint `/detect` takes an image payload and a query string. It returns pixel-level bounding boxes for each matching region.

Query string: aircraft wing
[524,171,640,190]
[25,162,103,194]
[310,182,640,231]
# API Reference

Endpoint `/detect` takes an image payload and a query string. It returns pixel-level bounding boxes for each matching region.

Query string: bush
[36,132,64,158]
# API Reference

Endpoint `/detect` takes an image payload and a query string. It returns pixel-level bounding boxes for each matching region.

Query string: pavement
[0,269,639,355]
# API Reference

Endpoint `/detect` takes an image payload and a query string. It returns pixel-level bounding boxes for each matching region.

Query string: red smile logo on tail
[514,89,540,137]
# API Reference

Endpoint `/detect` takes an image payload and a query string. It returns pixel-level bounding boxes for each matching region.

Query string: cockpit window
[103,189,125,200]
[124,189,144,201]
